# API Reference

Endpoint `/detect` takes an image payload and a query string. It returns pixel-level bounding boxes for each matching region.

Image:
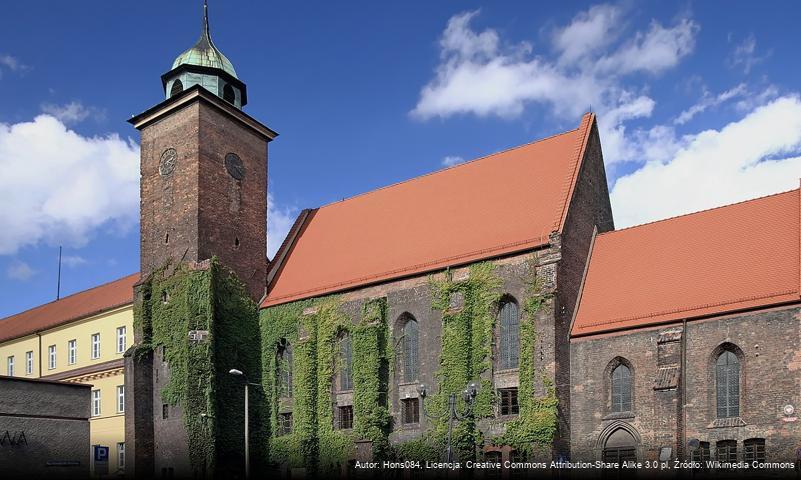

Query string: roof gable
[572,189,801,337]
[0,273,138,344]
[263,114,595,307]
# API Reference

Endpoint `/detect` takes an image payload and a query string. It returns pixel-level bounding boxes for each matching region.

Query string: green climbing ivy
[260,257,558,468]
[133,258,264,476]
[491,260,558,454]
[260,295,392,472]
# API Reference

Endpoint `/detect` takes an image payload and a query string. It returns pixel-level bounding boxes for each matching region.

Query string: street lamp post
[229,368,259,479]
[417,382,479,463]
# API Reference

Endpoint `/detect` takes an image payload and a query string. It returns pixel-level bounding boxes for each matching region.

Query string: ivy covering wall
[259,258,558,469]
[133,258,265,477]
[260,296,392,473]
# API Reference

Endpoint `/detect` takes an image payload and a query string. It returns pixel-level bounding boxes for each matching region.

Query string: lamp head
[416,383,427,398]
[228,368,244,376]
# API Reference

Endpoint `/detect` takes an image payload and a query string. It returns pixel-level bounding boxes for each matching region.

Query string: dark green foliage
[259,258,558,468]
[133,258,263,477]
[260,296,392,472]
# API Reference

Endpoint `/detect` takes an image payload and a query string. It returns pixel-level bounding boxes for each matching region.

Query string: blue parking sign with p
[94,445,109,462]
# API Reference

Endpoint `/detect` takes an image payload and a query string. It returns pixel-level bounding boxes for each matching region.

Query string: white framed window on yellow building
[117,442,125,471]
[7,356,14,376]
[48,345,56,370]
[91,389,101,416]
[91,333,101,360]
[25,351,32,375]
[117,385,125,413]
[117,326,127,353]
[68,339,77,365]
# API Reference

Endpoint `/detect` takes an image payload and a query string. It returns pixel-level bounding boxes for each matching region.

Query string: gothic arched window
[277,341,293,398]
[401,317,419,383]
[499,299,520,370]
[170,79,184,98]
[338,333,353,391]
[611,364,632,412]
[716,350,740,418]
[223,84,235,104]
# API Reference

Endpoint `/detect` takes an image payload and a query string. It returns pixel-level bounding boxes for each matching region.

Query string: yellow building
[0,273,138,476]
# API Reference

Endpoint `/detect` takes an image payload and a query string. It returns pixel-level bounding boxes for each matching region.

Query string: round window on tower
[223,84,235,104]
[170,79,184,98]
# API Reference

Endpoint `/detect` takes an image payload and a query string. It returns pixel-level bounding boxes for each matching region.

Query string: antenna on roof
[56,246,62,300]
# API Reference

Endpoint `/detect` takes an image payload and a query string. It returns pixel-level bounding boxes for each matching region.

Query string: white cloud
[441,155,465,167]
[593,18,698,75]
[41,101,105,125]
[62,255,87,268]
[728,34,769,74]
[553,4,623,66]
[7,260,36,281]
[674,83,747,125]
[0,115,139,255]
[411,6,699,166]
[611,96,801,228]
[0,54,27,78]
[267,192,298,259]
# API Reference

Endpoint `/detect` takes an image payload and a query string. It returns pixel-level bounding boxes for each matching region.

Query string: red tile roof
[572,189,801,337]
[0,273,138,344]
[262,114,596,307]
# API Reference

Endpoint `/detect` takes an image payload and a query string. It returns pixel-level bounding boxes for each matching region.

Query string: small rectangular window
[68,339,77,365]
[691,442,710,466]
[117,327,127,354]
[117,385,125,413]
[117,442,125,470]
[278,412,293,436]
[25,351,33,375]
[337,405,354,430]
[499,388,520,416]
[6,356,14,376]
[162,403,169,419]
[92,389,101,417]
[716,440,737,464]
[48,345,56,370]
[91,333,101,359]
[401,398,420,425]
[744,439,765,463]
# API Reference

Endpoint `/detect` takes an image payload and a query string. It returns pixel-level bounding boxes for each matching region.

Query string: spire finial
[202,0,210,39]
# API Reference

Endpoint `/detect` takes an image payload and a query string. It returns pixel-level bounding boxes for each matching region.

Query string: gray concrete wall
[0,376,90,478]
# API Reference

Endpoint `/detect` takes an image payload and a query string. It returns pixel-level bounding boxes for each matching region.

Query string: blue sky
[2,1,801,318]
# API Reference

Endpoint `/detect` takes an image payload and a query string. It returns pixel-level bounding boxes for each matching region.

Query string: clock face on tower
[159,148,177,176]
[225,152,245,180]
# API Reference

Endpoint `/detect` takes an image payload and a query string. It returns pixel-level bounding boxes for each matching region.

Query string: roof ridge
[600,187,800,237]
[575,289,798,331]
[0,272,138,322]
[315,127,581,211]
[553,113,594,231]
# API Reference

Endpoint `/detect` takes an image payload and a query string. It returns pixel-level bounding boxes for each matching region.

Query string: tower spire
[202,0,210,40]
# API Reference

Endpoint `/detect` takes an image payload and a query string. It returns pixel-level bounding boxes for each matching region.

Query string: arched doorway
[602,428,638,464]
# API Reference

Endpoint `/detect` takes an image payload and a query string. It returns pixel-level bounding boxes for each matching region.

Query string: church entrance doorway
[602,428,638,465]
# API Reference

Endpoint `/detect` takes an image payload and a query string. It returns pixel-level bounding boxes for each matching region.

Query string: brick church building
[1,3,800,478]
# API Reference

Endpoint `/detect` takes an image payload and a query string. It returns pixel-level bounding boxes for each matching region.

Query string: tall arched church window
[402,317,419,383]
[339,333,354,391]
[611,364,632,412]
[277,341,293,398]
[716,350,740,418]
[499,300,520,370]
[170,79,184,98]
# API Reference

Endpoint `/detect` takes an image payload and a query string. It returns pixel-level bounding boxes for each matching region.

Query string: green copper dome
[172,2,237,78]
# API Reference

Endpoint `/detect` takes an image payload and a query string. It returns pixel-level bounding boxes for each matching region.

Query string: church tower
[125,3,274,478]
[130,0,276,300]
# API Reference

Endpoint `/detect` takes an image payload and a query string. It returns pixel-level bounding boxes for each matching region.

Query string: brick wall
[570,305,801,462]
[138,97,269,300]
